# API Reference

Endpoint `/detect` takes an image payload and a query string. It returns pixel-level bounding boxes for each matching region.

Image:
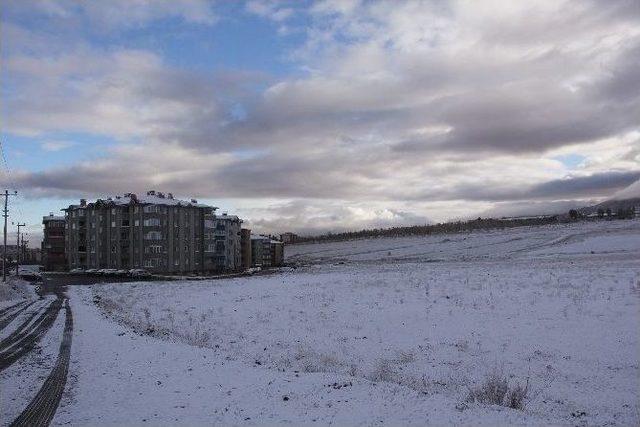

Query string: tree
[597,208,604,218]
[568,209,579,220]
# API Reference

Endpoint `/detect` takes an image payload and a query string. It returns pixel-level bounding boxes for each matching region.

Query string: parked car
[85,269,98,274]
[115,269,129,276]
[129,269,151,278]
[70,268,85,274]
[97,268,119,275]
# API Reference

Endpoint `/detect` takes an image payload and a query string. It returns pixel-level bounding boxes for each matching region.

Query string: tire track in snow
[0,300,29,318]
[0,298,63,371]
[10,299,73,427]
[0,300,37,331]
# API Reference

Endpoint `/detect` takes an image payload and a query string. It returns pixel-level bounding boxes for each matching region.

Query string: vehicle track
[0,300,57,348]
[0,300,29,318]
[10,299,73,427]
[0,298,63,371]
[0,300,37,331]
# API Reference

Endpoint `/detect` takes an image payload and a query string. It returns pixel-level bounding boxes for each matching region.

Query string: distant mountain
[579,197,640,215]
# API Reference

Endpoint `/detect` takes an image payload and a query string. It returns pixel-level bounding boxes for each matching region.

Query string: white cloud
[3,0,640,234]
[40,140,75,152]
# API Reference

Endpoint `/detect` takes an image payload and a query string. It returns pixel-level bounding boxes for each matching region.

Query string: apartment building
[240,228,252,269]
[42,214,66,271]
[208,214,242,271]
[250,235,284,267]
[64,191,241,274]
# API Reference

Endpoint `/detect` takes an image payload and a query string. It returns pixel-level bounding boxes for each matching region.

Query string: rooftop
[66,191,217,210]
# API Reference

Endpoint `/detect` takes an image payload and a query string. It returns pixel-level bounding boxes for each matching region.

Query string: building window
[134,219,139,226]
[111,208,116,215]
[145,245,163,254]
[111,221,116,227]
[144,231,163,240]
[143,218,160,226]
[143,205,159,213]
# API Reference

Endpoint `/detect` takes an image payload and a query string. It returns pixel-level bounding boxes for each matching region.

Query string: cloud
[3,0,640,234]
[40,140,75,152]
[246,0,294,22]
[3,0,217,29]
[611,179,640,200]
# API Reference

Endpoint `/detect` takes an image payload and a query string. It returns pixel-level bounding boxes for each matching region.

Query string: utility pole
[21,234,26,268]
[14,222,25,276]
[2,190,18,282]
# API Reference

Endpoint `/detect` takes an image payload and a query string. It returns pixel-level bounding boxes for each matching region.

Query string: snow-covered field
[77,219,640,425]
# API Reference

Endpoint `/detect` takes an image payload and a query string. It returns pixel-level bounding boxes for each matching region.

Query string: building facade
[42,214,66,271]
[280,232,299,244]
[240,228,252,269]
[64,191,242,274]
[250,235,284,267]
[208,214,242,271]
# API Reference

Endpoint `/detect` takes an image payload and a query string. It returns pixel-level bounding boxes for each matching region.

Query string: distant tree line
[295,215,561,244]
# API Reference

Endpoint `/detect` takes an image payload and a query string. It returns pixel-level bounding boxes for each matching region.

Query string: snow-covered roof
[43,215,65,222]
[69,192,217,209]
[251,234,271,241]
[216,214,240,221]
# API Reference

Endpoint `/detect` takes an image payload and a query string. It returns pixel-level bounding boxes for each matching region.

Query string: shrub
[467,370,529,410]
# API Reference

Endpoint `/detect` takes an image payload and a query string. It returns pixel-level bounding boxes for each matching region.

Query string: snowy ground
[2,219,639,425]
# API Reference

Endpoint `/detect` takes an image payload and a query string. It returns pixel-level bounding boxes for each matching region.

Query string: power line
[0,139,26,222]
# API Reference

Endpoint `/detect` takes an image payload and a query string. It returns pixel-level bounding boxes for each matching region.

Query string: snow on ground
[1,303,65,423]
[68,220,640,424]
[0,277,38,306]
[57,287,550,426]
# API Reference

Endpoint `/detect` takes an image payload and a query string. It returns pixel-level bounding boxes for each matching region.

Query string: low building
[42,214,66,271]
[63,191,243,274]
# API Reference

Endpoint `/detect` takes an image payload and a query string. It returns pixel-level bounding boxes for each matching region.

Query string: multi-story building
[207,214,242,271]
[250,235,284,267]
[280,232,299,244]
[240,228,252,269]
[42,214,66,271]
[64,191,242,274]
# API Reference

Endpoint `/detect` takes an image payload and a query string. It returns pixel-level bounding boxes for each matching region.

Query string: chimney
[80,198,86,207]
[147,190,156,196]
[131,193,138,203]
[157,192,165,198]
[191,199,197,204]
[167,193,174,200]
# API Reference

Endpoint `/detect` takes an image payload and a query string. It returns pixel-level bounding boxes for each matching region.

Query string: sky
[1,0,639,247]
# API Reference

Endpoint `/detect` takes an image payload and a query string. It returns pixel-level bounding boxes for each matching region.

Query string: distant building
[240,228,252,269]
[210,214,242,271]
[42,214,66,271]
[271,240,284,266]
[250,235,284,267]
[251,235,271,267]
[63,191,242,274]
[280,232,299,244]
